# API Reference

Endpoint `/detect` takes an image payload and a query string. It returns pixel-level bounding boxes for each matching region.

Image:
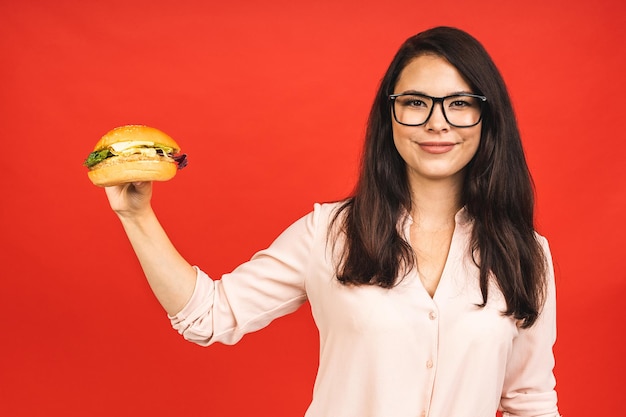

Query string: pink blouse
[169,203,560,417]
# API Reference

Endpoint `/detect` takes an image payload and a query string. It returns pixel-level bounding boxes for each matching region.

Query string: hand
[104,181,153,218]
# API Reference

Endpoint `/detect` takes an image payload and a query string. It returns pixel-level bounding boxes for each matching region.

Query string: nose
[424,101,449,131]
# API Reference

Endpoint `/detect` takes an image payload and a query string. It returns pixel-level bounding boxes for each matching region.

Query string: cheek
[462,129,481,157]
[391,123,402,143]
[391,124,405,151]
[391,123,414,147]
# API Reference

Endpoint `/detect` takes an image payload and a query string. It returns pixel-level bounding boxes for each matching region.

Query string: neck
[408,174,463,231]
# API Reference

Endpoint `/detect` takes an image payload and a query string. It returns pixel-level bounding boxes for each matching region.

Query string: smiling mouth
[417,141,458,154]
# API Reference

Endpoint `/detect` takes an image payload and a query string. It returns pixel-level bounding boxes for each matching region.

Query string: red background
[1,0,624,415]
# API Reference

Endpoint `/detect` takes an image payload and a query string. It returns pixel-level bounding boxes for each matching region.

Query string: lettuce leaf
[83,149,113,168]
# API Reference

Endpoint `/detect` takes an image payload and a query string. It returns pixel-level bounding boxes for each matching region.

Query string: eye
[450,99,470,107]
[397,95,429,108]
[447,96,479,110]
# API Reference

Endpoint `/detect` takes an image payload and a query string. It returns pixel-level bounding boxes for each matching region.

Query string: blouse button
[428,311,437,320]
[426,360,433,369]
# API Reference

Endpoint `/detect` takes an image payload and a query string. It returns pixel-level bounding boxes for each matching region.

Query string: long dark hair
[331,26,547,328]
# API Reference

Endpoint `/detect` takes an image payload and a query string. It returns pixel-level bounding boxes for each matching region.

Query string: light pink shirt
[170,203,560,417]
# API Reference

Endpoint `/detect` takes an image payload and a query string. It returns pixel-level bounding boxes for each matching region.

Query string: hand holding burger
[84,125,188,187]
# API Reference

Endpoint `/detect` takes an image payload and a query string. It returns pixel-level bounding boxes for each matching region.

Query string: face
[391,54,481,187]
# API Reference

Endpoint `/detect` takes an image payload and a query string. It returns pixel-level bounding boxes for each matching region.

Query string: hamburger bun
[85,125,187,187]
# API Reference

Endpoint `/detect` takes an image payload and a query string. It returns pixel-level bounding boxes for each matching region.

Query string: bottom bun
[88,160,177,187]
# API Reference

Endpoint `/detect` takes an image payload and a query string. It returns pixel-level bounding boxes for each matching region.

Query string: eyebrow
[396,89,474,96]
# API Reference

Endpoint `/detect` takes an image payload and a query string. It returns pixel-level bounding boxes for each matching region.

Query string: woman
[104,27,560,417]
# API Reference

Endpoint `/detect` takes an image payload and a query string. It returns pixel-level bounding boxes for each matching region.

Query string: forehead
[394,54,472,95]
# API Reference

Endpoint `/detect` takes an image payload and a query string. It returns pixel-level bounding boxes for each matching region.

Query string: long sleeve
[168,205,321,346]
[499,236,561,417]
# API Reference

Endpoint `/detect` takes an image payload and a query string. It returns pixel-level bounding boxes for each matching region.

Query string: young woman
[103,27,560,417]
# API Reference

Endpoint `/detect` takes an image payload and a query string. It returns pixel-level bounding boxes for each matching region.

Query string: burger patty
[91,153,175,170]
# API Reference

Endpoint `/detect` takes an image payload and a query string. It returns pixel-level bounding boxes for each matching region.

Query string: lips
[417,141,457,154]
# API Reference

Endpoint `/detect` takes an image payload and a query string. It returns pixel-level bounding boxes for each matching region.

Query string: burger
[84,125,188,187]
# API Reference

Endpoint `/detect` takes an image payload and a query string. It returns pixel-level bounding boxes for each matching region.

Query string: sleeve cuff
[168,266,215,335]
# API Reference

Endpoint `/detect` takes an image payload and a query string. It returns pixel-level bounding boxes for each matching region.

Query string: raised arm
[104,181,197,315]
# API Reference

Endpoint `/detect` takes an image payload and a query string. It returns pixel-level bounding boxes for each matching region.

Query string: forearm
[117,208,197,316]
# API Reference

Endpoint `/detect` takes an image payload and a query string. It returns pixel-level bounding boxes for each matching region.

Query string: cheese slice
[109,141,155,153]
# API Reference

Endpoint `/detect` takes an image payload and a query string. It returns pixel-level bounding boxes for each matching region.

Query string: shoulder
[279,201,346,242]
[314,200,347,218]
[319,200,354,232]
[533,231,554,263]
[283,201,348,250]
[301,200,348,227]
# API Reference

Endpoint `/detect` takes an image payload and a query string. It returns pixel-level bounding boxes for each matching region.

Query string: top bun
[94,125,180,151]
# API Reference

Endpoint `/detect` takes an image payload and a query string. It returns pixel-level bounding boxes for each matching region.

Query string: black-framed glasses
[389,93,487,128]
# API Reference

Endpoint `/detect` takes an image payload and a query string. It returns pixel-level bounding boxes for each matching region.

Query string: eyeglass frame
[388,92,488,128]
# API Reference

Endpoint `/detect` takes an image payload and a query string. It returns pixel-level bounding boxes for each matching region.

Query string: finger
[131,181,153,189]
